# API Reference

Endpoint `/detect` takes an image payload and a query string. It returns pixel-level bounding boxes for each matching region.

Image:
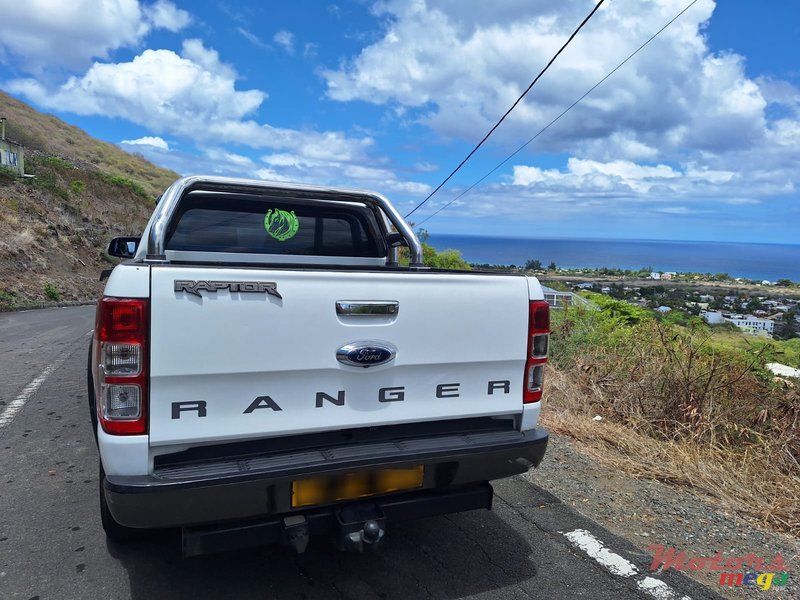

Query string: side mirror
[107,237,140,259]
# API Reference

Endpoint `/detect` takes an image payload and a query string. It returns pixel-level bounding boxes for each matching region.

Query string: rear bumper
[183,483,495,557]
[104,427,548,529]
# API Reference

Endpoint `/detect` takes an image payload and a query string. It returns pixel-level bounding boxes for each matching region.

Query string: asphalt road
[0,306,720,600]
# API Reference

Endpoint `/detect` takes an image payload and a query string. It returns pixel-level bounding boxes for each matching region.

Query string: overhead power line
[404,0,607,218]
[416,0,699,227]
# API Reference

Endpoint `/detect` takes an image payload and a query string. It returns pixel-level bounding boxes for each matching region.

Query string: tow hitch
[181,483,493,558]
[336,503,386,552]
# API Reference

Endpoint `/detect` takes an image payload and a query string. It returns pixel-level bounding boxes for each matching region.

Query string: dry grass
[14,227,36,249]
[0,90,177,199]
[544,369,800,534]
[545,310,800,535]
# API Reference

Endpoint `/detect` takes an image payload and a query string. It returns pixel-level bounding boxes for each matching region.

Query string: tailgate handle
[336,301,399,316]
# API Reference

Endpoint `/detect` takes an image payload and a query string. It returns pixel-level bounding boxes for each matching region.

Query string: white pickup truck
[88,175,549,556]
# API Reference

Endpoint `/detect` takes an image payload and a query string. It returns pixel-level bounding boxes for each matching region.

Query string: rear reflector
[524,300,550,403]
[93,298,148,435]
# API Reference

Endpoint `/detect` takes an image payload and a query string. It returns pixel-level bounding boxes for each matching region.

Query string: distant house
[0,118,24,176]
[699,294,714,303]
[656,306,672,313]
[649,272,661,280]
[661,272,673,280]
[702,311,775,337]
[686,301,709,310]
[575,282,594,290]
[701,310,725,324]
[761,280,773,286]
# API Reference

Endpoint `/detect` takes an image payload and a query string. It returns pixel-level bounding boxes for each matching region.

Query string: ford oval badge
[336,341,397,368]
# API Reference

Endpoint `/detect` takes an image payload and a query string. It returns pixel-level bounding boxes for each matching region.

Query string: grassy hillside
[0,90,176,199]
[0,92,178,308]
[546,300,800,535]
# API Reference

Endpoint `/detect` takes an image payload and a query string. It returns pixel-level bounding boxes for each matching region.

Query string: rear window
[165,194,385,257]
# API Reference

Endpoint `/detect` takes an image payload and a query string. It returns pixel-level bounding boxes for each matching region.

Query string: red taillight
[93,298,149,435]
[524,300,549,403]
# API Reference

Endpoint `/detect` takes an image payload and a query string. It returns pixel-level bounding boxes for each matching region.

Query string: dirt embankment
[0,157,154,308]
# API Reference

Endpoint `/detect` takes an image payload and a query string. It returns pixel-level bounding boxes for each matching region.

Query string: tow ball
[336,503,387,552]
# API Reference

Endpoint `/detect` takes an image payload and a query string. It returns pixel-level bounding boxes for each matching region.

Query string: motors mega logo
[648,545,790,591]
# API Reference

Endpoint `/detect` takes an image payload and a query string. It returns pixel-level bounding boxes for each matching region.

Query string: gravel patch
[527,432,799,599]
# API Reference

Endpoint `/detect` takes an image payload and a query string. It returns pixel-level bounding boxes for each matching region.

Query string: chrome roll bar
[144,175,424,266]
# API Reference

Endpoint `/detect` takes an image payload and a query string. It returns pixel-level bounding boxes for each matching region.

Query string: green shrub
[0,290,17,311]
[98,172,151,200]
[0,165,17,183]
[23,165,70,200]
[423,245,471,270]
[69,179,86,194]
[43,282,60,301]
[40,155,71,170]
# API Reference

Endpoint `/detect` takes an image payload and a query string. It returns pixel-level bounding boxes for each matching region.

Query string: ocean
[425,235,800,281]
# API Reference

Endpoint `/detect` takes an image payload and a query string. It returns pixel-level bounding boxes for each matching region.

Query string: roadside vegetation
[0,92,179,309]
[0,153,158,307]
[544,297,800,535]
[399,229,471,270]
[0,90,176,199]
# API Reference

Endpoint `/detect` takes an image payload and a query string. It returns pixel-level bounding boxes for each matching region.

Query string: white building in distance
[701,310,774,337]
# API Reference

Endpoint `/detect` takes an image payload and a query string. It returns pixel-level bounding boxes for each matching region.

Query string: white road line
[0,356,68,430]
[564,529,639,577]
[562,529,693,600]
[638,577,692,600]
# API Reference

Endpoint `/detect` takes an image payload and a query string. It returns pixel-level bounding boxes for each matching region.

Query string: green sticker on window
[264,208,299,241]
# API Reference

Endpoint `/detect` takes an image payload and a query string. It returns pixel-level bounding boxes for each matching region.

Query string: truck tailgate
[148,266,529,446]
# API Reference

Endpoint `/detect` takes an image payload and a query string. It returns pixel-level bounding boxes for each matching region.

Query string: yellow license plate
[291,466,424,508]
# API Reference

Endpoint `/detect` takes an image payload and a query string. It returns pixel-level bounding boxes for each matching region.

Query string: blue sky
[1,0,798,243]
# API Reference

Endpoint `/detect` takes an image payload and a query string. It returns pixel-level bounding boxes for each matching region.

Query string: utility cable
[404,0,607,218]
[416,0,699,227]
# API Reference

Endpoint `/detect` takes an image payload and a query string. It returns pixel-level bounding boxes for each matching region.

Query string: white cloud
[655,206,698,215]
[238,27,270,50]
[8,34,428,194]
[121,135,170,151]
[413,161,439,172]
[8,45,263,126]
[509,157,786,201]
[321,0,794,162]
[0,0,191,71]
[322,0,800,225]
[143,0,191,32]
[273,30,295,55]
[258,152,431,194]
[180,38,237,80]
[6,40,384,174]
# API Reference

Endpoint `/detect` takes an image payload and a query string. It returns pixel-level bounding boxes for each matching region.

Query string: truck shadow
[109,509,537,599]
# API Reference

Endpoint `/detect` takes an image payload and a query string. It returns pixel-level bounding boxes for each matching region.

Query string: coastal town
[561,276,800,340]
[483,264,800,342]
[531,269,800,379]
